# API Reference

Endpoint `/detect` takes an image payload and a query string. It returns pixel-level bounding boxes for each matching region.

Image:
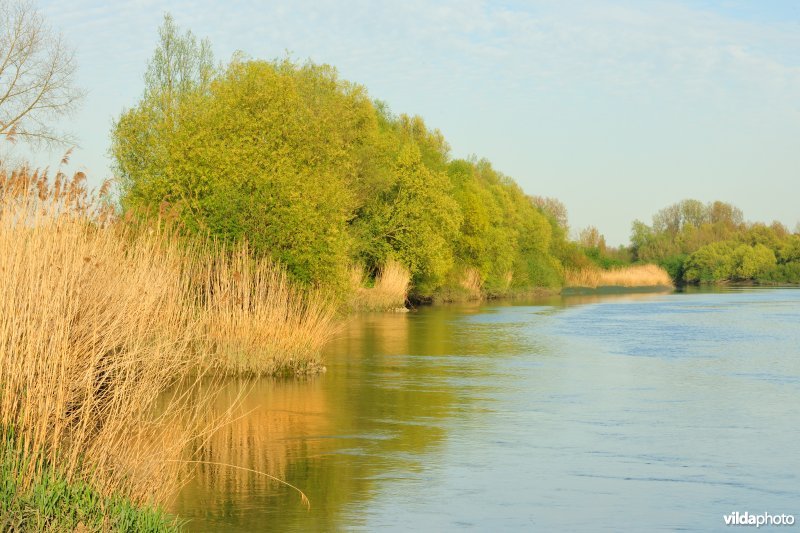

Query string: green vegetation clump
[630,199,800,284]
[112,15,575,303]
[1,434,178,532]
[574,225,632,270]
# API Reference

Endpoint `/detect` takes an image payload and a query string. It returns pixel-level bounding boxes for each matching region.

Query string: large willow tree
[113,15,573,296]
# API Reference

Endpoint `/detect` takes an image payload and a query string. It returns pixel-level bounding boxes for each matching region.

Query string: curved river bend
[173,288,800,531]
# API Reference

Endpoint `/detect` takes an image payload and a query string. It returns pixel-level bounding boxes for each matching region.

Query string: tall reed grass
[350,259,410,311]
[431,266,485,303]
[0,169,211,519]
[197,244,337,376]
[0,167,337,527]
[564,264,674,288]
[459,267,483,299]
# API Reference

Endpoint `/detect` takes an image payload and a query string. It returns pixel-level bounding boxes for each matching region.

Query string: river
[172,287,800,531]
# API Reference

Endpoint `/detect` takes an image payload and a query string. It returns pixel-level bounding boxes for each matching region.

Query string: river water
[172,288,800,531]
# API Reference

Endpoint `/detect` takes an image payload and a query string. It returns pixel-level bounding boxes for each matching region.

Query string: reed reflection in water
[173,289,800,532]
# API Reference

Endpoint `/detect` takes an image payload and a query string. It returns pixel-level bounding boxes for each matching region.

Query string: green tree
[708,201,743,227]
[630,220,652,260]
[356,144,461,296]
[144,13,214,117]
[113,49,381,288]
[579,226,606,253]
[112,13,215,212]
[732,244,776,280]
[531,196,569,232]
[778,236,800,263]
[683,241,736,282]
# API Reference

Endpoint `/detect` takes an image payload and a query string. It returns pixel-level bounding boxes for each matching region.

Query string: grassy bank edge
[1,434,180,532]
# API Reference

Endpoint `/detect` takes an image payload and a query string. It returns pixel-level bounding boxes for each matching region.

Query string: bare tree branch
[0,0,83,147]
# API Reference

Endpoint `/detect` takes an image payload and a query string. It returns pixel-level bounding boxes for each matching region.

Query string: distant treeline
[630,199,800,284]
[112,15,590,301]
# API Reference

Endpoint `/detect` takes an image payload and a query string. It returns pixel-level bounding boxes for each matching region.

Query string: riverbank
[0,168,676,528]
[0,169,335,528]
[171,288,800,530]
[0,437,180,532]
[564,264,674,289]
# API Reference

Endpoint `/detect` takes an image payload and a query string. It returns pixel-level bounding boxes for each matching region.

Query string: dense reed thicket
[0,169,203,529]
[564,264,673,289]
[0,167,338,529]
[349,259,411,311]
[198,243,337,376]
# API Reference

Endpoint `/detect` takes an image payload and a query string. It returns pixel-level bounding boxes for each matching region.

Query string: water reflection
[172,288,800,532]
[172,307,528,531]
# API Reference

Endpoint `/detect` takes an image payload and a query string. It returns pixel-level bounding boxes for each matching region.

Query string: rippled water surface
[173,288,800,531]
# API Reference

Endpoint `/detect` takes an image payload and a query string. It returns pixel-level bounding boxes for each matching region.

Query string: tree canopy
[111,15,590,299]
[631,199,799,284]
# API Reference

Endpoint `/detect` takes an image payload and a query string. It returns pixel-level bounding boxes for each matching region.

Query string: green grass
[1,436,181,532]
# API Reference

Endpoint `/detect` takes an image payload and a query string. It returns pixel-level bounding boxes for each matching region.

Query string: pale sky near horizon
[20,0,800,245]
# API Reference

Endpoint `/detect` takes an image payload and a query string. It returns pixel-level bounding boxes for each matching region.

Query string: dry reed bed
[564,264,674,288]
[198,244,337,376]
[0,168,337,517]
[350,259,410,311]
[458,267,483,300]
[0,169,207,507]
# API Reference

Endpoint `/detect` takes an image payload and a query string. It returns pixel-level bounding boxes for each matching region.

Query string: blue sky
[26,0,800,244]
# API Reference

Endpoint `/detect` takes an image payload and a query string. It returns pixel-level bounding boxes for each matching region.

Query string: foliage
[1,434,180,532]
[659,253,689,282]
[683,241,737,282]
[579,226,605,251]
[633,199,797,284]
[732,243,776,280]
[561,223,629,270]
[683,241,777,283]
[441,158,564,296]
[114,53,376,290]
[144,13,214,117]
[531,196,569,232]
[355,144,461,296]
[112,15,581,302]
